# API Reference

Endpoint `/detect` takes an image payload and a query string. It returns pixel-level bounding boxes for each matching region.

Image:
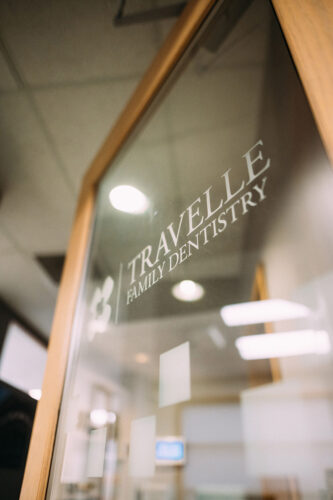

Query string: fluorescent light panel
[221,299,310,326]
[236,330,330,360]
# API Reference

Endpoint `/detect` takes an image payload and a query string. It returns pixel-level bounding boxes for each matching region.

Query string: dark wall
[0,299,47,499]
[0,381,36,499]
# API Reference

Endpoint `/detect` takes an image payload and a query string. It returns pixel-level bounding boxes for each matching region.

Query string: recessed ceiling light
[220,299,310,326]
[235,330,330,360]
[29,388,42,401]
[172,280,205,302]
[90,409,117,427]
[109,185,149,214]
[135,352,149,364]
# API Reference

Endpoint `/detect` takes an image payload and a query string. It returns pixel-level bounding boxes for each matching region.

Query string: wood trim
[20,187,96,500]
[20,1,217,499]
[272,0,333,165]
[253,264,282,382]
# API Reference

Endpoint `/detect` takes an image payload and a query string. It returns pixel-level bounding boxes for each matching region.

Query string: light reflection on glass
[90,409,117,427]
[221,299,310,326]
[236,330,331,360]
[172,280,205,302]
[109,185,149,214]
[134,352,149,364]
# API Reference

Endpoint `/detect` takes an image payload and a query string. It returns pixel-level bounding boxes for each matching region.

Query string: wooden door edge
[20,186,96,500]
[272,0,333,166]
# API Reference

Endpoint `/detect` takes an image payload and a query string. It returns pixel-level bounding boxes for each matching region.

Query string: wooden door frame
[20,1,333,498]
[19,2,217,498]
[272,0,333,166]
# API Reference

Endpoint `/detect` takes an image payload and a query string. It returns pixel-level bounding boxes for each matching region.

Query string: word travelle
[126,140,271,305]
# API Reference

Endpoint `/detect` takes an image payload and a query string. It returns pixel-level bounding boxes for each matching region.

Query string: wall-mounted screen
[156,437,185,465]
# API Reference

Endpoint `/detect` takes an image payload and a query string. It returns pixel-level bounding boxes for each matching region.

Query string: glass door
[46,1,333,499]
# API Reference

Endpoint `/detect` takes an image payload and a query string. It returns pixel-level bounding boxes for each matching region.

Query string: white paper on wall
[86,426,107,478]
[0,322,46,395]
[61,431,88,484]
[159,341,191,408]
[129,415,156,478]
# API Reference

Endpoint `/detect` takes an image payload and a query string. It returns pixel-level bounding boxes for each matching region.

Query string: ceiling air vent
[35,254,65,285]
[114,0,187,26]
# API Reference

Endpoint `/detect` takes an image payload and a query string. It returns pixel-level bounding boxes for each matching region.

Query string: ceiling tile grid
[0,0,177,337]
[0,47,18,91]
[0,92,76,253]
[0,227,14,255]
[33,79,139,192]
[0,0,160,86]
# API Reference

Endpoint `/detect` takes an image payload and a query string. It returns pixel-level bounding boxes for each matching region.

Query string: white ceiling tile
[0,228,14,254]
[0,92,76,253]
[0,49,18,90]
[0,251,57,337]
[33,80,140,191]
[0,0,160,85]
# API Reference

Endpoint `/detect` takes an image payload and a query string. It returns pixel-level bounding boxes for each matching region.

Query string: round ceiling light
[90,409,117,427]
[134,352,149,364]
[172,280,205,302]
[109,185,149,214]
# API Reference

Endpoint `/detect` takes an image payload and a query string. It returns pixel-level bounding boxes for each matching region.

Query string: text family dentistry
[126,139,271,305]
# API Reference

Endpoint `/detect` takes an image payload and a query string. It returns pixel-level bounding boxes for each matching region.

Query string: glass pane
[47,2,333,500]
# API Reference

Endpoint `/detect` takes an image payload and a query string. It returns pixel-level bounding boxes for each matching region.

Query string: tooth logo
[88,276,114,341]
